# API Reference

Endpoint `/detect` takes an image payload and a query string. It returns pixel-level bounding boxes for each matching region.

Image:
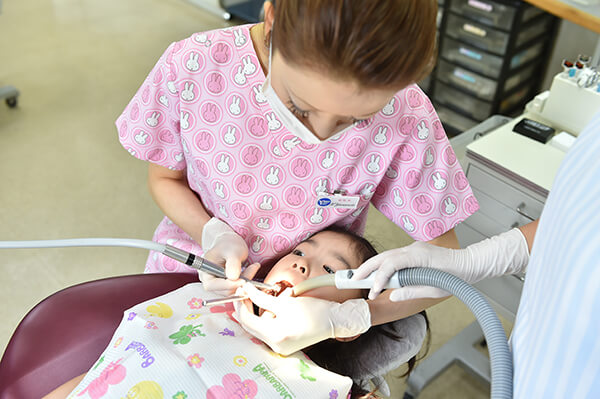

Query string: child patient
[44,227,428,399]
[257,226,429,398]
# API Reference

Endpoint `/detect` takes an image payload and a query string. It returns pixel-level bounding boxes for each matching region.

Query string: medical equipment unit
[0,237,514,399]
[401,57,600,398]
[423,0,557,136]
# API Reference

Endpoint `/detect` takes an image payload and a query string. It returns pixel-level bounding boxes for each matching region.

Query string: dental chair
[0,273,198,399]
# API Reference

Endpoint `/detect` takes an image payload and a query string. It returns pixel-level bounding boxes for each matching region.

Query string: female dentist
[118,0,478,352]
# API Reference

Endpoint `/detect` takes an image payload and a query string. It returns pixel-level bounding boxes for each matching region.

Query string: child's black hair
[304,226,431,399]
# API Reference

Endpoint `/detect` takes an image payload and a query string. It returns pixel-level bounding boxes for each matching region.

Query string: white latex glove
[199,217,250,295]
[354,228,529,302]
[233,283,371,356]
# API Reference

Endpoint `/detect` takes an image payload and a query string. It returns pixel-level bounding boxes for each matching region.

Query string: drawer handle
[463,23,487,37]
[468,0,493,12]
[516,202,535,221]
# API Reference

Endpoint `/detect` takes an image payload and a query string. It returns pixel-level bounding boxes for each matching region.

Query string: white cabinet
[453,114,565,320]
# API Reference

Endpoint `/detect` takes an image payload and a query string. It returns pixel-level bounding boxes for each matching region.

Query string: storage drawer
[472,187,538,228]
[436,60,536,100]
[504,62,536,92]
[434,81,492,120]
[514,15,553,48]
[450,0,517,30]
[435,102,479,133]
[499,83,533,112]
[510,41,545,69]
[466,164,544,220]
[446,13,552,55]
[450,0,544,31]
[441,37,504,78]
[437,60,496,100]
[455,220,487,247]
[447,13,510,54]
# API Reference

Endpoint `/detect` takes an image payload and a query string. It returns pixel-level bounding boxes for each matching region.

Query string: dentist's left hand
[199,217,256,295]
[233,283,371,355]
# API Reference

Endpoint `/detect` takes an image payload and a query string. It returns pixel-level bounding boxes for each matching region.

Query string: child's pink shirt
[116,24,479,273]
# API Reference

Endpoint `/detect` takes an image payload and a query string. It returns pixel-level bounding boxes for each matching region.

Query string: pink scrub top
[116,24,479,273]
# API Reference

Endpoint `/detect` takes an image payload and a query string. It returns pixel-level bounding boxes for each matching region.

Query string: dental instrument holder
[335,269,513,399]
[526,68,600,136]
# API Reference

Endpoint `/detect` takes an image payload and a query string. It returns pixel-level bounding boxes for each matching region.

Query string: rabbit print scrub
[117,24,479,274]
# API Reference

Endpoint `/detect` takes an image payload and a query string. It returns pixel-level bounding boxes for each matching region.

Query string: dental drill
[0,238,274,291]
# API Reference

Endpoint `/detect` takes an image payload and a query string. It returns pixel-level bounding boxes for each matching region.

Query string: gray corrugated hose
[395,268,512,399]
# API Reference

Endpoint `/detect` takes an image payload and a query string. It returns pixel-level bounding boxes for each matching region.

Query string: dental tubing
[0,238,273,290]
[324,268,512,399]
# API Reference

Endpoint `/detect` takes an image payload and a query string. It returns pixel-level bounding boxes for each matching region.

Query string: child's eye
[287,100,309,119]
[352,117,368,124]
[323,265,335,274]
[292,249,304,256]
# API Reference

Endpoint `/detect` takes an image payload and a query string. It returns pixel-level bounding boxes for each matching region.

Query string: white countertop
[466,113,568,193]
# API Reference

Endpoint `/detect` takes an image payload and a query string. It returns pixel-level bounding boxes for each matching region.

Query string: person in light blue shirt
[354,112,600,398]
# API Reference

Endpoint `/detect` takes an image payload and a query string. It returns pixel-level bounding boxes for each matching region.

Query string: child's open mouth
[266,280,294,297]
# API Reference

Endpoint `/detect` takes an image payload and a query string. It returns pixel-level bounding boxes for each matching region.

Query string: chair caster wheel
[6,97,18,108]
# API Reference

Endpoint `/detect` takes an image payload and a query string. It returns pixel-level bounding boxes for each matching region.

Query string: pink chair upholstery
[0,273,198,399]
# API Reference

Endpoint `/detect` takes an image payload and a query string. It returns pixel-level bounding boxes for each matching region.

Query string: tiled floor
[0,1,500,397]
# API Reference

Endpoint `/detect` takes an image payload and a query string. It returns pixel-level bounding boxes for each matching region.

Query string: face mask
[261,31,358,145]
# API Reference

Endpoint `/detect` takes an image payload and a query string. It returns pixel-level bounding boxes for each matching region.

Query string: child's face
[264,231,365,303]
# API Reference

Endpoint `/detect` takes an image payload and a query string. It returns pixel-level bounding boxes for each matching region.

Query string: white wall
[541,19,599,90]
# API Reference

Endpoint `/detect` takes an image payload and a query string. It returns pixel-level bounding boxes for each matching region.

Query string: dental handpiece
[162,244,274,291]
[0,238,275,291]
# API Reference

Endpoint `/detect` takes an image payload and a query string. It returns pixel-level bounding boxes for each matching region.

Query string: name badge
[316,194,360,209]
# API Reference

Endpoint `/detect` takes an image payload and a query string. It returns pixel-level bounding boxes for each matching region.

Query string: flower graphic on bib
[233,356,247,367]
[187,297,203,309]
[207,373,258,399]
[187,353,205,368]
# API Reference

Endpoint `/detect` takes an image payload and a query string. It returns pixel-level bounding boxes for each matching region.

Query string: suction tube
[306,268,512,399]
[394,268,512,399]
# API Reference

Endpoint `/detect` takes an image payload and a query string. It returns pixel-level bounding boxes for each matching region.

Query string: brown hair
[271,0,438,90]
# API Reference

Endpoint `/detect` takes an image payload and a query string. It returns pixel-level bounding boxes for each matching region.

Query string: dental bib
[66,283,352,399]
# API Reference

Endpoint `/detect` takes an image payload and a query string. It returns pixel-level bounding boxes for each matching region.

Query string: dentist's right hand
[199,217,258,295]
